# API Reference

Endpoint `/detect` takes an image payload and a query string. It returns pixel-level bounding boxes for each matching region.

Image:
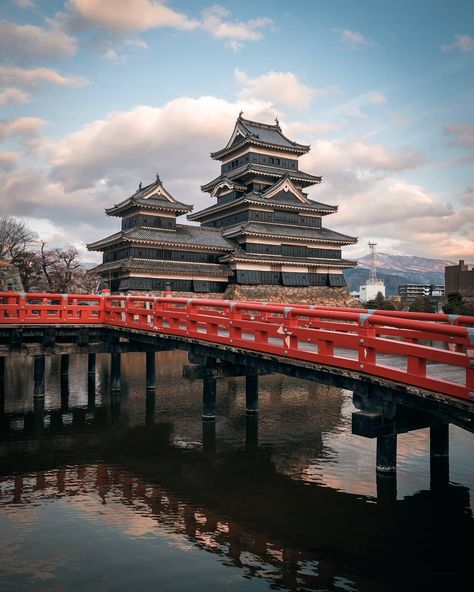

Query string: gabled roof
[106,175,193,217]
[188,190,336,222]
[201,163,321,192]
[259,175,310,203]
[221,221,357,245]
[210,178,246,197]
[211,114,310,160]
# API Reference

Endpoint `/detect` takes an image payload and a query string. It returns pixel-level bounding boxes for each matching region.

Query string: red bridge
[1,291,473,401]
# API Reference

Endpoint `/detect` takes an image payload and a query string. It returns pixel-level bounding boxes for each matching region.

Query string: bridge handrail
[1,292,473,401]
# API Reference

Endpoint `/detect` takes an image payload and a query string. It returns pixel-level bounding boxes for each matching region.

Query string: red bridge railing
[1,292,473,401]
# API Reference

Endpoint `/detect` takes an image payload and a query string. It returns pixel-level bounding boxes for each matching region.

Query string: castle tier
[88,115,357,293]
[87,175,233,293]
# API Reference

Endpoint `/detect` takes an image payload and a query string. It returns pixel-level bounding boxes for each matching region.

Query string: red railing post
[467,344,474,400]
[229,302,242,344]
[358,313,376,370]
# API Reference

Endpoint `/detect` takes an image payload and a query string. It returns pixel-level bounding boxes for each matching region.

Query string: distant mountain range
[344,254,454,295]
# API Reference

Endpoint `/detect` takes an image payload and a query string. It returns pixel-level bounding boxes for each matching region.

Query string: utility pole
[368,242,378,282]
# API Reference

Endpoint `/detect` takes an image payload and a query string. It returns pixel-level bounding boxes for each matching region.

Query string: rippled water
[0,351,473,591]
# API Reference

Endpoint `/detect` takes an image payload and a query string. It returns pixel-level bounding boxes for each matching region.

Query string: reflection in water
[0,351,473,591]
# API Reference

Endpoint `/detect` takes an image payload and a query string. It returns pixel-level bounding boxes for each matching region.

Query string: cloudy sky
[0,0,473,263]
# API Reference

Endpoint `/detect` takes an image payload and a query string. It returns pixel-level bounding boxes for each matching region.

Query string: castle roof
[106,176,193,216]
[210,114,310,160]
[221,221,357,245]
[201,163,321,192]
[87,224,234,251]
[219,248,357,269]
[90,258,232,277]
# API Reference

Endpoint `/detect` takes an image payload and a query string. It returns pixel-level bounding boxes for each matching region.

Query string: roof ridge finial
[156,172,161,184]
[238,110,244,118]
[138,181,142,190]
[275,117,280,128]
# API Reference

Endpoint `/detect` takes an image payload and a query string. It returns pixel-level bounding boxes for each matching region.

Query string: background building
[398,283,444,304]
[445,260,474,299]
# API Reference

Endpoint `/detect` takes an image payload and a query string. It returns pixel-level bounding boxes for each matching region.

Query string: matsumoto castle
[88,114,357,295]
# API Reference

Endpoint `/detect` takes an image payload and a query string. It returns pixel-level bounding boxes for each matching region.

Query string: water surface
[1,351,472,591]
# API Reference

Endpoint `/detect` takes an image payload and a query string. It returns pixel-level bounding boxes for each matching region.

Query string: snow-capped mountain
[357,253,454,275]
[344,254,455,294]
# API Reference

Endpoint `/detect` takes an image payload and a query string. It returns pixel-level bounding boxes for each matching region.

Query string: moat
[0,350,473,591]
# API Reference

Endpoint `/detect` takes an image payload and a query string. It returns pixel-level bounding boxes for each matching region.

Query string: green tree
[443,292,474,316]
[366,291,396,310]
[409,296,434,313]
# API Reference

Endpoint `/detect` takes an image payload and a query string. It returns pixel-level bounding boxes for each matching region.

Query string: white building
[359,280,386,303]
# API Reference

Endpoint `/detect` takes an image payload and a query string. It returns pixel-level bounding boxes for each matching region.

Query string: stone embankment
[128,286,359,308]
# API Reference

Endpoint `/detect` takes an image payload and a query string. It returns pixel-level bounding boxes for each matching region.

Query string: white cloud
[336,29,374,48]
[0,87,29,105]
[441,34,474,53]
[0,152,18,170]
[0,19,77,61]
[302,137,423,177]
[0,117,47,140]
[444,123,474,146]
[235,69,324,110]
[0,66,88,89]
[125,37,148,49]
[201,5,272,50]
[63,0,199,33]
[32,95,276,192]
[369,92,387,105]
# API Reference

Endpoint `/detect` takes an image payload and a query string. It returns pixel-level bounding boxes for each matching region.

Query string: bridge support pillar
[33,395,44,434]
[0,357,5,419]
[430,424,449,491]
[376,434,397,473]
[146,351,155,391]
[146,389,156,425]
[245,413,258,452]
[50,409,63,430]
[60,354,69,378]
[33,355,45,398]
[111,392,121,424]
[87,353,96,409]
[202,418,216,456]
[110,352,121,394]
[202,376,216,420]
[245,374,259,414]
[60,354,69,411]
[376,472,397,504]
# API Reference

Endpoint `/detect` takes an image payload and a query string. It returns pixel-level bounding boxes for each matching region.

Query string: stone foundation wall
[223,285,358,307]
[0,262,23,291]
[127,285,358,307]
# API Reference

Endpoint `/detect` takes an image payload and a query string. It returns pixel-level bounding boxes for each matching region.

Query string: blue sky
[0,0,473,262]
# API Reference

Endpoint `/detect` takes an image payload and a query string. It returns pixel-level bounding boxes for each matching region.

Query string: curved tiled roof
[201,164,321,192]
[87,225,234,251]
[218,249,356,269]
[90,258,233,277]
[221,222,357,244]
[211,115,310,159]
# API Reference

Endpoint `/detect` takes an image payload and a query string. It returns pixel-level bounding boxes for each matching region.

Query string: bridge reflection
[0,394,472,591]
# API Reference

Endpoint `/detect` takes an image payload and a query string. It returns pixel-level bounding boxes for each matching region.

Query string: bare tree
[0,216,36,262]
[37,242,95,293]
[49,247,82,293]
